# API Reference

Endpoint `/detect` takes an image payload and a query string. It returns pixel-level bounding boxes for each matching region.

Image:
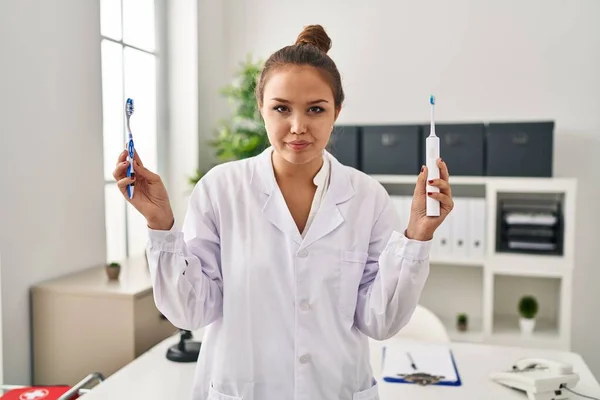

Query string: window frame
[101,0,168,261]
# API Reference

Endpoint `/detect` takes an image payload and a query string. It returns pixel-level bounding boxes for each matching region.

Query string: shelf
[487,254,570,277]
[372,175,576,188]
[425,254,568,275]
[372,175,487,185]
[424,253,570,273]
[441,317,485,343]
[490,274,564,349]
[493,315,559,337]
[440,315,563,348]
[488,265,568,278]
[420,264,484,345]
[430,257,485,267]
[379,174,576,351]
[490,315,564,349]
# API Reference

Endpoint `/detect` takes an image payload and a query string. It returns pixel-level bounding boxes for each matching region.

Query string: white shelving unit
[374,174,577,351]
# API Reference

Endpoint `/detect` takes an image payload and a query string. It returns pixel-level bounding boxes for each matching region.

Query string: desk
[82,330,600,399]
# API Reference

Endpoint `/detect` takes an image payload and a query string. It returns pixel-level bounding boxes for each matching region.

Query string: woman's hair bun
[295,24,332,54]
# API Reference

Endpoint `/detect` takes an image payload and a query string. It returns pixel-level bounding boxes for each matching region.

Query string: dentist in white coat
[113,24,453,400]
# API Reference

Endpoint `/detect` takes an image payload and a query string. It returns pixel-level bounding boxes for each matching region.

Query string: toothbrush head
[429,95,435,105]
[126,98,135,117]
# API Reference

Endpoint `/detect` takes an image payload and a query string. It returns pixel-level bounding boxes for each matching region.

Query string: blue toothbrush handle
[126,139,135,199]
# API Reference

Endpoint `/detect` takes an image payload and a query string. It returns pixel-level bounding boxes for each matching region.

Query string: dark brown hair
[255,24,345,110]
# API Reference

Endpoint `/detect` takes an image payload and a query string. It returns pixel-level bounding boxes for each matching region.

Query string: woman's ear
[333,106,342,124]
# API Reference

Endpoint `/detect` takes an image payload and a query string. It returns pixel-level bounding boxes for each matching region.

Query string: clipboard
[381,341,462,387]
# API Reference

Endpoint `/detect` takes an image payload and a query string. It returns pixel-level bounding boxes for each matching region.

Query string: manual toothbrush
[125,98,135,199]
[426,95,440,216]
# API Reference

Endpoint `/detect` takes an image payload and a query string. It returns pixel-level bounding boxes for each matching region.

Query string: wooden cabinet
[31,256,177,386]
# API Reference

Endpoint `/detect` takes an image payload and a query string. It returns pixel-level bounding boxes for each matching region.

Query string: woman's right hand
[113,149,175,230]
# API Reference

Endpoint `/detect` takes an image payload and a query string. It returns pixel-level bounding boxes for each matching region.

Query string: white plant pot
[519,318,536,335]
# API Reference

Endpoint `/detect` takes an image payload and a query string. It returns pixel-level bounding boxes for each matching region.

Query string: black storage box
[486,121,554,177]
[421,123,486,176]
[361,125,421,175]
[327,125,360,169]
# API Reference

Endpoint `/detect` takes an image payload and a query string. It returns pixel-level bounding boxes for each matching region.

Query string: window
[100,0,165,262]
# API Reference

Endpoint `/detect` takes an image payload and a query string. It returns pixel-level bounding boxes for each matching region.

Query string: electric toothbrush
[125,98,135,199]
[426,95,440,216]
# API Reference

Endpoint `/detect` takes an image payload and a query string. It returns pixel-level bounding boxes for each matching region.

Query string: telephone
[490,358,580,400]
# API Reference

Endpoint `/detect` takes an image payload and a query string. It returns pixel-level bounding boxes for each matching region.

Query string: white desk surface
[83,330,600,400]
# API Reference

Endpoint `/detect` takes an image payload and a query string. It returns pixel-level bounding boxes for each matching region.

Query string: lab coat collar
[252,146,354,247]
[312,152,329,188]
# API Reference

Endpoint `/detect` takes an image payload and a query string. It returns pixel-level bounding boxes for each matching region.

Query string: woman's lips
[286,141,311,151]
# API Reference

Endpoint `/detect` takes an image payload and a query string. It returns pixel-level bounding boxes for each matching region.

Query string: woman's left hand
[405,158,454,241]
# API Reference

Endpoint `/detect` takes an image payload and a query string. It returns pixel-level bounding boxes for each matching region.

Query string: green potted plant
[106,262,121,280]
[189,55,269,186]
[456,313,468,332]
[518,295,539,335]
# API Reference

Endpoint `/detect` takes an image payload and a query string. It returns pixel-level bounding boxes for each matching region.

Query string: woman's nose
[290,115,308,135]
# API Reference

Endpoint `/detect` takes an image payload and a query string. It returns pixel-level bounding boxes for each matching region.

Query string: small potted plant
[518,295,538,335]
[106,262,121,280]
[456,313,468,332]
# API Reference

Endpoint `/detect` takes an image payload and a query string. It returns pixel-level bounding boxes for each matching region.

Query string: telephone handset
[513,358,574,375]
[490,357,580,400]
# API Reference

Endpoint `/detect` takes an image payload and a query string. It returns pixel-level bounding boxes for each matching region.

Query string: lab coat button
[165,234,175,243]
[297,249,308,258]
[299,354,311,364]
[300,301,311,311]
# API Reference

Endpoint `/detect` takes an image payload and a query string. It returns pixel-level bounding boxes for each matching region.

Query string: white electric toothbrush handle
[426,136,440,217]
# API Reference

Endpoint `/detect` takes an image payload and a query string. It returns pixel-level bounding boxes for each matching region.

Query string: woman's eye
[309,106,325,113]
[273,105,289,113]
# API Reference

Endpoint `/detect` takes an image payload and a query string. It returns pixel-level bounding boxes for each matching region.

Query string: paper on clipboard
[382,341,460,385]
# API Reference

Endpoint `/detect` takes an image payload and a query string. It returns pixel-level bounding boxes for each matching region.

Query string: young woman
[113,24,453,400]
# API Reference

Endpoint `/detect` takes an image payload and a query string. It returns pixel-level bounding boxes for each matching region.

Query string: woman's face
[260,65,340,166]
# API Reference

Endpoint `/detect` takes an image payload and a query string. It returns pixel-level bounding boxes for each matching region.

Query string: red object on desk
[1,386,78,400]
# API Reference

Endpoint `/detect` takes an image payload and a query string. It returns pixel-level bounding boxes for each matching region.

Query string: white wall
[0,0,106,385]
[165,0,199,224]
[167,1,232,226]
[0,252,3,384]
[194,2,231,183]
[197,0,600,375]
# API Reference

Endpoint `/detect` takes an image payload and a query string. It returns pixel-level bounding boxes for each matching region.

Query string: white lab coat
[146,147,431,400]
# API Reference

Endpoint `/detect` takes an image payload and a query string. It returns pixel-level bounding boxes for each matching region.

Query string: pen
[407,352,417,370]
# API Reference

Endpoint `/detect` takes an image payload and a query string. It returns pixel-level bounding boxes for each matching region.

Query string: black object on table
[166,329,201,363]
